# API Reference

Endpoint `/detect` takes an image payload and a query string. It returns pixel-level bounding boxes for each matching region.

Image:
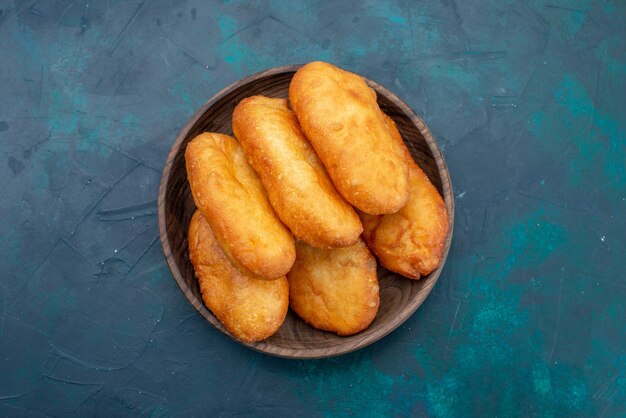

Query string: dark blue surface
[1,0,625,416]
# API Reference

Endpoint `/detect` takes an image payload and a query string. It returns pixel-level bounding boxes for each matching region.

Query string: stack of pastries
[185,62,449,343]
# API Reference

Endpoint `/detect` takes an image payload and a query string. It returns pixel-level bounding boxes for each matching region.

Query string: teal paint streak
[561,9,586,39]
[414,13,441,43]
[219,15,238,41]
[412,207,595,417]
[555,74,594,117]
[217,13,333,76]
[529,0,592,40]
[527,74,625,191]
[11,25,90,139]
[170,81,195,113]
[533,363,552,396]
[48,90,87,138]
[367,2,408,27]
[386,14,407,26]
[12,23,44,67]
[295,354,400,418]
[8,24,136,194]
[433,63,482,100]
[424,373,462,418]
[504,210,566,270]
[602,1,616,14]
[217,14,268,73]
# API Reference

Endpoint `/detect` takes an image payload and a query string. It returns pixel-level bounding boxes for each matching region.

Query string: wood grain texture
[157,65,455,359]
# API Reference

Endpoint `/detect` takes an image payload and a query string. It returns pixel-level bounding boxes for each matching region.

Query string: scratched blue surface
[1,0,625,416]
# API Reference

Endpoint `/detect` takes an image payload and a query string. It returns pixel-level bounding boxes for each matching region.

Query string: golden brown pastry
[287,239,379,336]
[360,116,449,279]
[232,96,363,248]
[289,61,409,215]
[188,211,289,342]
[185,132,295,279]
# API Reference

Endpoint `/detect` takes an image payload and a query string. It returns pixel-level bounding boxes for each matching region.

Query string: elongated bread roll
[188,211,289,342]
[287,239,379,336]
[185,132,295,279]
[289,61,409,215]
[232,96,363,248]
[360,116,449,279]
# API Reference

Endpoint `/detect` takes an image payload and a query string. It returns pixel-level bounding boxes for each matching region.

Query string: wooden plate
[157,65,454,359]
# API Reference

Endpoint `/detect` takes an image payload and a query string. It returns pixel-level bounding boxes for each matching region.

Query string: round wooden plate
[158,65,454,359]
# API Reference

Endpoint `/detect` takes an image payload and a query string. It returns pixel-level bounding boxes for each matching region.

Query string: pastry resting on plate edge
[287,239,379,336]
[359,115,449,279]
[185,132,295,279]
[188,210,289,343]
[232,95,363,248]
[289,61,409,215]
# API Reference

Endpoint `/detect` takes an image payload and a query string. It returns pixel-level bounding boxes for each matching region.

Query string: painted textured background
[1,0,624,416]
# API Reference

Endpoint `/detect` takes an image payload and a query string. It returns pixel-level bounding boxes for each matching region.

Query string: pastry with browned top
[232,95,362,248]
[359,116,449,279]
[188,211,289,342]
[287,239,379,336]
[185,132,295,279]
[289,61,409,215]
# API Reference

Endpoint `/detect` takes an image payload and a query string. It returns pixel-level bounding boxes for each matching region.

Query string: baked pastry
[287,239,379,336]
[232,95,362,248]
[188,211,289,342]
[289,61,409,214]
[360,116,449,279]
[185,132,295,279]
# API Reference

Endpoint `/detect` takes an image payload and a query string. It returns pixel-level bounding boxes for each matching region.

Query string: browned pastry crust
[287,239,379,336]
[185,132,295,279]
[289,61,409,215]
[188,211,289,342]
[360,116,449,279]
[232,95,363,248]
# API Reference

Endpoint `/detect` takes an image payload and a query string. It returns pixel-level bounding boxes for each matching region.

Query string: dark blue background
[1,0,624,416]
